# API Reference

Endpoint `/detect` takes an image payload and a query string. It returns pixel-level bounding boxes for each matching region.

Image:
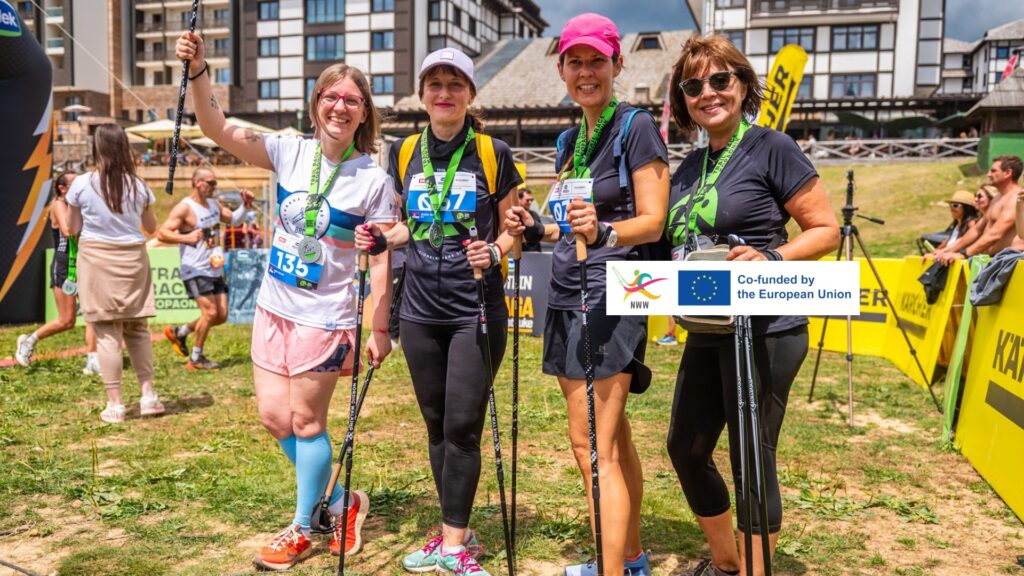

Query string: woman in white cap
[355,47,522,576]
[505,12,669,576]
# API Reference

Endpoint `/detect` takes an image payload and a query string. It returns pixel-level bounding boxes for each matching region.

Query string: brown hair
[418,64,485,132]
[669,34,763,133]
[993,155,1023,182]
[308,64,382,154]
[91,123,141,215]
[53,170,77,198]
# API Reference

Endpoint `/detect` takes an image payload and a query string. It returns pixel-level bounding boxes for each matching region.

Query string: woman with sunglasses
[505,13,669,576]
[355,47,522,576]
[177,33,397,571]
[925,190,980,256]
[933,185,998,264]
[665,36,838,576]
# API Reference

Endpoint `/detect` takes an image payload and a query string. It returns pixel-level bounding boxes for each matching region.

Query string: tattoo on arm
[210,96,219,109]
[242,130,263,143]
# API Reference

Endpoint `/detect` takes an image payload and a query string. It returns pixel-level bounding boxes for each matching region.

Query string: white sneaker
[140,395,165,417]
[83,356,101,376]
[14,334,34,367]
[100,404,126,424]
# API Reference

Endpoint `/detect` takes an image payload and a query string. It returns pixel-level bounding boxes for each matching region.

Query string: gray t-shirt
[548,103,670,310]
[389,133,522,325]
[666,125,818,343]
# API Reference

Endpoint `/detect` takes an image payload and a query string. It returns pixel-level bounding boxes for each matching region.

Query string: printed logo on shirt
[0,0,23,37]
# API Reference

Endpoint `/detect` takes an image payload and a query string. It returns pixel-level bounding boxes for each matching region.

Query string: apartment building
[940,18,1024,95]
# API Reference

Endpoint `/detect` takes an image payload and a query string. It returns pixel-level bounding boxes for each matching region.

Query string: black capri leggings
[666,325,808,533]
[401,318,507,529]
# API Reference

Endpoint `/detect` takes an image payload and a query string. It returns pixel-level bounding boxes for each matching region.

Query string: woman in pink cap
[506,12,669,576]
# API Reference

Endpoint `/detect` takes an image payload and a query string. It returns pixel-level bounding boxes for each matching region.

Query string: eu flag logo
[678,270,731,306]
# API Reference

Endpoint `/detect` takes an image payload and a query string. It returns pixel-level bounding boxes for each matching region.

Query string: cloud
[945,1,1024,42]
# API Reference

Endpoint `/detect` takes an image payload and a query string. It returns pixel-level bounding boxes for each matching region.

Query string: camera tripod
[807,170,942,425]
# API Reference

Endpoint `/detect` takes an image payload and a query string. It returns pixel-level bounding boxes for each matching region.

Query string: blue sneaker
[564,552,652,576]
[657,335,678,346]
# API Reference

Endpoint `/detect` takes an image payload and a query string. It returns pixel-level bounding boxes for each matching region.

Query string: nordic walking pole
[576,234,604,576]
[510,228,522,564]
[470,227,515,576]
[740,315,774,575]
[726,235,754,576]
[166,0,200,195]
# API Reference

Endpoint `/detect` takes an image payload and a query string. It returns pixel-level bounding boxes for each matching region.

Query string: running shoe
[163,326,188,358]
[252,524,313,571]
[436,545,490,576]
[14,334,34,367]
[657,335,678,346]
[140,395,166,417]
[329,490,369,556]
[100,404,126,424]
[679,558,735,576]
[565,552,653,576]
[402,527,477,573]
[186,355,222,371]
[82,355,101,376]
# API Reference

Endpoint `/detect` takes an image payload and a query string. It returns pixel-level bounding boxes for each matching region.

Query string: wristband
[762,249,783,261]
[188,60,209,81]
[367,227,389,256]
[523,218,545,243]
[486,243,501,267]
[374,328,389,335]
[588,222,611,249]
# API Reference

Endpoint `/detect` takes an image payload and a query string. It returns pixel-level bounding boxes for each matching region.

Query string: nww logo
[614,267,667,311]
[0,0,22,37]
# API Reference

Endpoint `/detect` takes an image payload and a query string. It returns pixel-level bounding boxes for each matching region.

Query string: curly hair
[669,34,763,133]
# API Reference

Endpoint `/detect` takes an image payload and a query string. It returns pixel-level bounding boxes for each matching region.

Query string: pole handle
[323,463,341,500]
[512,235,522,260]
[358,250,368,273]
[575,234,587,262]
[469,226,483,280]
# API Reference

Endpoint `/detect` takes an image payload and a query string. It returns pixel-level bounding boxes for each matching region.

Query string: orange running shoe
[163,326,188,358]
[329,489,370,556]
[252,524,313,571]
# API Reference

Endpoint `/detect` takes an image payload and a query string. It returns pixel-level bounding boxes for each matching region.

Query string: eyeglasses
[320,91,365,109]
[202,179,217,187]
[949,202,963,209]
[679,71,735,98]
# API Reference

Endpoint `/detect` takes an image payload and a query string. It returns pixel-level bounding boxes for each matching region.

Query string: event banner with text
[606,261,860,316]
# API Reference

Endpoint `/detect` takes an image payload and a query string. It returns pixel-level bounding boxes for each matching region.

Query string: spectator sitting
[925,190,980,258]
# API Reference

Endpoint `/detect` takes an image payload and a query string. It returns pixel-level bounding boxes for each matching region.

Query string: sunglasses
[201,179,217,187]
[320,91,365,109]
[949,202,963,209]
[679,71,735,98]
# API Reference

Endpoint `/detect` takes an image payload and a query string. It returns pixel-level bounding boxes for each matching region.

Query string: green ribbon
[419,125,475,225]
[570,98,618,179]
[305,141,355,238]
[66,236,77,283]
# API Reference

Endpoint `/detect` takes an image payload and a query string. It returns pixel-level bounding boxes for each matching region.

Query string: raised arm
[175,32,273,170]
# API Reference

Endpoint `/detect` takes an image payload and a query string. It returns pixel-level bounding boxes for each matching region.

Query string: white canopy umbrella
[224,116,276,133]
[126,119,203,140]
[274,126,304,136]
[188,136,220,148]
[62,103,92,113]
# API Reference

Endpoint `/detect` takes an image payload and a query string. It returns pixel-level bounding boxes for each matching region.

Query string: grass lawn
[2,160,1021,575]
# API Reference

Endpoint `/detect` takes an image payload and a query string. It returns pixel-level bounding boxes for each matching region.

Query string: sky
[533,0,1024,43]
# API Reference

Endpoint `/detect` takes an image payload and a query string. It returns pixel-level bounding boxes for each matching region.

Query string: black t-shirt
[666,125,818,343]
[389,132,522,325]
[548,103,669,310]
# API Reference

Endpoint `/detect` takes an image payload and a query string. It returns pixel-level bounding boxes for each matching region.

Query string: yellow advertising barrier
[955,265,1024,521]
[758,44,808,132]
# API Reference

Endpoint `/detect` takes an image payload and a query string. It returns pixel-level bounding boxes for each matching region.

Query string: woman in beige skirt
[67,123,165,423]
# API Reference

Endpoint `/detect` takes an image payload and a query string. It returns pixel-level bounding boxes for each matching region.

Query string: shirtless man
[158,168,254,369]
[937,155,1024,264]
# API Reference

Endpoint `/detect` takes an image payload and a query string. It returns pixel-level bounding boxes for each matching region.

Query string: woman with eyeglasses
[354,47,522,576]
[177,33,398,571]
[664,36,838,576]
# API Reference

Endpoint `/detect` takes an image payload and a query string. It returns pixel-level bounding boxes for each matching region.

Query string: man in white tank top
[157,168,254,370]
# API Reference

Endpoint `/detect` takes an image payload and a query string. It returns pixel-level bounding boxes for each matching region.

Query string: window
[716,0,744,6]
[372,75,394,94]
[995,46,1010,59]
[637,34,661,50]
[306,77,317,100]
[797,75,812,99]
[213,38,230,56]
[258,1,278,19]
[259,38,279,56]
[260,80,280,98]
[372,0,394,10]
[769,27,814,53]
[832,25,878,51]
[372,31,394,50]
[154,71,165,85]
[830,73,875,98]
[307,34,344,61]
[307,0,344,23]
[212,8,229,23]
[469,16,477,36]
[428,35,445,51]
[452,6,461,27]
[429,1,440,20]
[214,67,231,83]
[723,30,744,51]
[18,1,32,13]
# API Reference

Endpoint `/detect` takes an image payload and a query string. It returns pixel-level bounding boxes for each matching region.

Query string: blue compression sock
[293,432,345,528]
[278,435,297,465]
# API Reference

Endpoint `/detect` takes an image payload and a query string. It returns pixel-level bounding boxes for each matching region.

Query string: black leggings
[401,318,507,529]
[666,326,808,533]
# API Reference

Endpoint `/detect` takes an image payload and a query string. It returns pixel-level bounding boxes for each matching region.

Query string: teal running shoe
[402,528,476,573]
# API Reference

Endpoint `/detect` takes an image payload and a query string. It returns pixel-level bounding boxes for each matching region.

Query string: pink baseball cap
[558,13,621,58]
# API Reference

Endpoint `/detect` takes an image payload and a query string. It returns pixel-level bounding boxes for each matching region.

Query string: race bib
[407,172,478,224]
[268,229,324,290]
[548,178,594,233]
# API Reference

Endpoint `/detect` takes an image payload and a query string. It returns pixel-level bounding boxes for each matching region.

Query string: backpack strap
[397,134,420,185]
[475,133,498,196]
[615,108,653,191]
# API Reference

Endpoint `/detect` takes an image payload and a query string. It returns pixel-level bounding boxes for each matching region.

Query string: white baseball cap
[419,47,476,89]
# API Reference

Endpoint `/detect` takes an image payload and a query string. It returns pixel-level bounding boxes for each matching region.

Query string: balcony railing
[207,47,231,58]
[162,17,231,31]
[138,21,165,33]
[138,48,167,60]
[752,0,897,15]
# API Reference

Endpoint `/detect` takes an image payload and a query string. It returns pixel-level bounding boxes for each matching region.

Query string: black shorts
[542,306,652,394]
[50,253,69,289]
[183,275,229,300]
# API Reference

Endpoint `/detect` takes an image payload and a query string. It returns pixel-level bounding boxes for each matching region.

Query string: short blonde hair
[308,64,382,154]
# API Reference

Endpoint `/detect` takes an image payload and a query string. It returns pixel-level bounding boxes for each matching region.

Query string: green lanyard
[66,236,77,283]
[305,141,355,237]
[686,118,750,235]
[419,125,475,224]
[571,98,618,179]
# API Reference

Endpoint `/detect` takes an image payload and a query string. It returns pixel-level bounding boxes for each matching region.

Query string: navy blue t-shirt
[666,125,818,342]
[389,133,522,325]
[548,103,669,310]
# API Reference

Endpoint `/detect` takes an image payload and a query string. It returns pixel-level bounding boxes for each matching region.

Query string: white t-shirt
[66,172,155,244]
[260,135,399,330]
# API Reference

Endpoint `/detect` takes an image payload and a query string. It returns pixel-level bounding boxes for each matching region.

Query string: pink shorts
[251,306,356,377]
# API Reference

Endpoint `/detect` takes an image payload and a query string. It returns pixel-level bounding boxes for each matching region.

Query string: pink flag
[1002,53,1019,82]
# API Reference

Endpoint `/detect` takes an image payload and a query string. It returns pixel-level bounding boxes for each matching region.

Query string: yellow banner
[956,265,1024,521]
[758,44,808,132]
